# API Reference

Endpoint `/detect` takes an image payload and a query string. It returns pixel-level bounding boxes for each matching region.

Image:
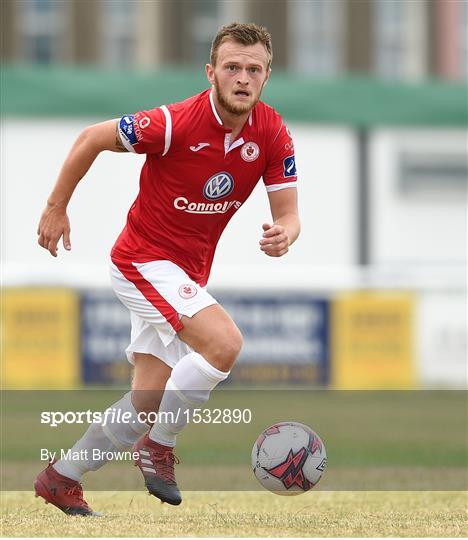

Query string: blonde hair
[210,22,273,69]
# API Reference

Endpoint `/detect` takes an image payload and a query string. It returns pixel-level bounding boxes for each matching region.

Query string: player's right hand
[37,204,71,257]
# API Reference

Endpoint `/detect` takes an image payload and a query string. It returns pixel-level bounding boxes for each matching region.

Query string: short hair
[210,22,273,69]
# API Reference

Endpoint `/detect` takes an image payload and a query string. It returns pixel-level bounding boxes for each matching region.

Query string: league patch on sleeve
[283,155,297,178]
[119,115,138,146]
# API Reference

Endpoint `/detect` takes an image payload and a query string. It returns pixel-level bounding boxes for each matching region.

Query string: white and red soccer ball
[251,422,327,495]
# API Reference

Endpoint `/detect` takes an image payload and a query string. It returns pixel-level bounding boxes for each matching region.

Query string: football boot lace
[151,449,180,484]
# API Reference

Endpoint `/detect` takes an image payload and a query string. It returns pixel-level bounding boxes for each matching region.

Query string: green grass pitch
[1,389,466,536]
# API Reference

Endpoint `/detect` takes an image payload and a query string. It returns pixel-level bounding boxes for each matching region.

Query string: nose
[237,69,250,85]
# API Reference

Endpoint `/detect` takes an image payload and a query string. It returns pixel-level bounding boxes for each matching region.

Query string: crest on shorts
[179,284,197,299]
[241,142,260,162]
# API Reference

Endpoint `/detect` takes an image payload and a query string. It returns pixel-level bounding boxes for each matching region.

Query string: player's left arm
[260,188,300,257]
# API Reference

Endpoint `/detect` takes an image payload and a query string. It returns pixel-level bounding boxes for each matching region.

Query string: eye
[249,67,259,74]
[227,65,237,72]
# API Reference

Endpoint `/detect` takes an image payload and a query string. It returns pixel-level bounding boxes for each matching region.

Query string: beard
[213,75,262,116]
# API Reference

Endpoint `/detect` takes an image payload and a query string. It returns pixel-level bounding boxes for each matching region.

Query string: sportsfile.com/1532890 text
[40,408,252,428]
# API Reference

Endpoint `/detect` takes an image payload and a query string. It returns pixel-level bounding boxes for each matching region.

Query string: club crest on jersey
[241,142,260,162]
[283,155,297,178]
[178,284,197,299]
[203,172,234,200]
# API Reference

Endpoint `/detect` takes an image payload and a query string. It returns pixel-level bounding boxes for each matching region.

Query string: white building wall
[370,129,467,266]
[2,120,465,289]
[1,120,357,288]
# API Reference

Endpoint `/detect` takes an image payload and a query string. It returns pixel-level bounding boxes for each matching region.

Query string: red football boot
[34,461,99,516]
[134,434,182,505]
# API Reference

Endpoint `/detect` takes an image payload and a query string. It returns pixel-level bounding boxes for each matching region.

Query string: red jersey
[112,89,297,287]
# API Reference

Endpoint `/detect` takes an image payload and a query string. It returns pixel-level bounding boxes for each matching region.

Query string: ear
[205,64,215,86]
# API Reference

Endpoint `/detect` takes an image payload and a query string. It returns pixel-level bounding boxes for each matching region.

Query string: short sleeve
[263,123,298,192]
[118,106,170,155]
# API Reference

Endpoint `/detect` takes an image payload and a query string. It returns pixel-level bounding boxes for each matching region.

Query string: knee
[203,327,243,372]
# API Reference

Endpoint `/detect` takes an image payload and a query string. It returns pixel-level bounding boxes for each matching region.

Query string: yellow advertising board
[331,292,415,389]
[1,288,80,388]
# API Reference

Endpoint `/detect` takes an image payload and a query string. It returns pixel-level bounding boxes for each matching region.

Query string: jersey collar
[209,88,253,128]
[209,89,223,126]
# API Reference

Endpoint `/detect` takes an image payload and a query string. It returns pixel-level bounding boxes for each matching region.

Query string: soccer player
[35,22,300,515]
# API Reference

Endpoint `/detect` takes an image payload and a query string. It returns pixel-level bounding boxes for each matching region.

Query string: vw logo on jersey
[203,172,234,200]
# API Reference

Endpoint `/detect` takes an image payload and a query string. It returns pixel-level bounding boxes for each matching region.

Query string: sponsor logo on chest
[203,172,234,200]
[173,171,242,215]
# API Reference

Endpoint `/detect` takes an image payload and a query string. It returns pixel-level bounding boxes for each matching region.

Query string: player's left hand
[259,223,290,257]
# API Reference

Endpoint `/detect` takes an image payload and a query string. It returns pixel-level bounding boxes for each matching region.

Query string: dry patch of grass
[1,490,466,537]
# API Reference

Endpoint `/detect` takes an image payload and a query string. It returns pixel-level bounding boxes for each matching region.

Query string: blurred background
[1,0,467,390]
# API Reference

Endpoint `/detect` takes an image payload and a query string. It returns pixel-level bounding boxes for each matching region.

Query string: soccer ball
[251,421,327,495]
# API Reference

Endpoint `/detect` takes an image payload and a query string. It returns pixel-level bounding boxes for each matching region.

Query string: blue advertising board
[81,290,131,384]
[80,289,329,385]
[214,292,329,385]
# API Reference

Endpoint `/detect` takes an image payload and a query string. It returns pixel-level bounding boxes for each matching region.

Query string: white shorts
[110,258,217,368]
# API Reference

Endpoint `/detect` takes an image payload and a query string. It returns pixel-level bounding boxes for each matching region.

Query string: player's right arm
[37,120,127,257]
